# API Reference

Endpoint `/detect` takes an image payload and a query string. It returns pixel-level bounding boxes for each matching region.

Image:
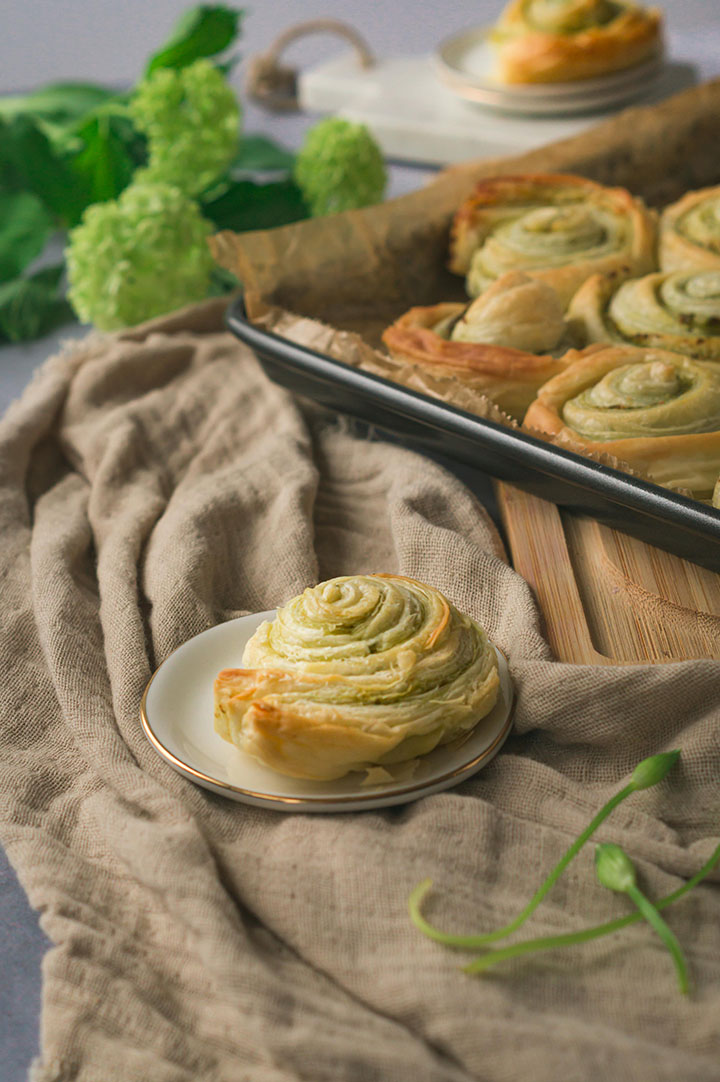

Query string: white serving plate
[140,610,515,813]
[435,25,664,115]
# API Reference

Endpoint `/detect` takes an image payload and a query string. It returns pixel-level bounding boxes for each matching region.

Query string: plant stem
[463,842,719,976]
[627,884,689,994]
[410,784,634,947]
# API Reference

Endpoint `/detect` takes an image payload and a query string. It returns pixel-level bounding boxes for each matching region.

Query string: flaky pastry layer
[524,344,720,494]
[449,173,657,306]
[568,270,720,359]
[214,574,500,781]
[382,290,570,421]
[492,0,662,84]
[659,186,720,273]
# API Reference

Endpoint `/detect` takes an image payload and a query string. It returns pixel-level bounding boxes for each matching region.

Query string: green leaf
[67,113,138,210]
[232,134,295,174]
[0,264,72,343]
[201,177,308,233]
[146,5,243,74]
[0,115,86,224]
[26,264,65,290]
[208,265,241,295]
[0,191,54,280]
[214,53,241,78]
[0,82,116,127]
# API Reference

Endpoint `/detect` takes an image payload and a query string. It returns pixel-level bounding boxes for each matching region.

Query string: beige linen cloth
[1,299,719,1082]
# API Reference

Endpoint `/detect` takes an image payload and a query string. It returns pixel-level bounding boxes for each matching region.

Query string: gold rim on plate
[139,631,515,809]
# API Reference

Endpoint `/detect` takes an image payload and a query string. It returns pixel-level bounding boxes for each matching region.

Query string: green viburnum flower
[130,57,240,196]
[66,181,214,330]
[293,117,387,217]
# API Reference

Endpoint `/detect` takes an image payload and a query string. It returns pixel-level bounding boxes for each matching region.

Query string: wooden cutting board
[495,482,720,664]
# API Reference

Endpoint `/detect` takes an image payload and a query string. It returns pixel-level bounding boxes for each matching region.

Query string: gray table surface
[2,3,719,1078]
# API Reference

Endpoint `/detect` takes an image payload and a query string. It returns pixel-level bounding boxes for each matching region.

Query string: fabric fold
[0,300,718,1082]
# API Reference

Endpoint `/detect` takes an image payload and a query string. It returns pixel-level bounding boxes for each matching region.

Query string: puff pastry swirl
[450,174,656,306]
[524,344,720,494]
[382,272,572,419]
[568,270,720,360]
[214,574,500,781]
[491,0,663,84]
[659,186,720,272]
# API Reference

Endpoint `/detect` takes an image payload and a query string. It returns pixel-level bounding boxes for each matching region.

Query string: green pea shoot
[410,750,681,948]
[409,749,719,992]
[594,843,689,994]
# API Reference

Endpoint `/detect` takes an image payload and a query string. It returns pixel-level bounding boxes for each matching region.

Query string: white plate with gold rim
[140,610,515,813]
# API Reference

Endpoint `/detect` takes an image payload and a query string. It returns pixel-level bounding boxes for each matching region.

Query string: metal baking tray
[226,297,720,573]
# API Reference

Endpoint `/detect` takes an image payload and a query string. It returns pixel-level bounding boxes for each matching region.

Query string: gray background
[3,0,718,93]
[1,2,719,1078]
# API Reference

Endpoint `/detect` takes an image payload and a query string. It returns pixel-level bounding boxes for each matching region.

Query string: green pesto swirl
[244,575,498,714]
[677,195,720,256]
[468,204,625,296]
[522,0,621,34]
[562,356,720,440]
[215,574,501,780]
[608,271,720,341]
[658,271,720,326]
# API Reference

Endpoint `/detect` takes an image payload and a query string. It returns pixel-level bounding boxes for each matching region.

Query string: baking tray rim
[226,296,720,553]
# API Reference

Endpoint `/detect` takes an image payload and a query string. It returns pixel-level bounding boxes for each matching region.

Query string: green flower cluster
[2,6,391,340]
[294,117,387,217]
[67,56,240,330]
[67,182,214,330]
[130,58,240,197]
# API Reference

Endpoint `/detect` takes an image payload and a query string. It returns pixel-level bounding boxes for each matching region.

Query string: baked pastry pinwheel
[659,186,720,272]
[568,269,720,360]
[214,574,500,781]
[490,0,663,84]
[524,344,720,495]
[382,271,574,419]
[450,174,656,306]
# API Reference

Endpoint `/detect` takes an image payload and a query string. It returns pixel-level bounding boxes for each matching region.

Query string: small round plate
[140,611,515,813]
[435,25,663,115]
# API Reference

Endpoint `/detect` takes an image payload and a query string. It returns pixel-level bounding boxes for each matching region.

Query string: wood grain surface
[496,482,720,664]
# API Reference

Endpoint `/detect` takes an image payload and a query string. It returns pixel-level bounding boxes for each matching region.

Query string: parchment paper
[211,78,720,486]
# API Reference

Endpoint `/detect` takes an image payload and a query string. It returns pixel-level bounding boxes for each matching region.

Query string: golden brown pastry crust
[493,0,663,84]
[449,173,657,307]
[382,300,569,420]
[568,270,720,359]
[659,186,720,272]
[214,574,500,781]
[524,344,720,494]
